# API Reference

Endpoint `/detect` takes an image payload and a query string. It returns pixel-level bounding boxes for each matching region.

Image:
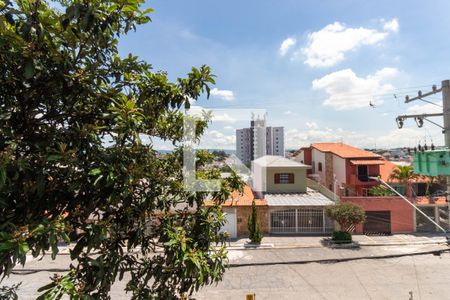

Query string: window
[318,162,323,172]
[275,173,294,184]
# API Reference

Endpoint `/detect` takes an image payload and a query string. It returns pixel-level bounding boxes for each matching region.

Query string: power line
[416,98,443,107]
[200,84,446,109]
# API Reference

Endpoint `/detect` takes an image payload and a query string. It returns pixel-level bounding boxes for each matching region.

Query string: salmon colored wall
[345,161,381,181]
[341,196,415,233]
[345,160,353,183]
[344,161,381,195]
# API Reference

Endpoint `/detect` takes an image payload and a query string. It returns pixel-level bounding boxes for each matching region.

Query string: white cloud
[301,21,394,67]
[199,130,235,149]
[279,37,297,56]
[284,110,293,115]
[305,122,318,129]
[212,112,236,123]
[210,88,235,101]
[285,121,442,150]
[224,125,234,130]
[366,127,442,149]
[383,18,399,32]
[285,124,361,149]
[312,67,399,110]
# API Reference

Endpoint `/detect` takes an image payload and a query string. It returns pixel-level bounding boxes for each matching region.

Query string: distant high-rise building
[236,115,284,164]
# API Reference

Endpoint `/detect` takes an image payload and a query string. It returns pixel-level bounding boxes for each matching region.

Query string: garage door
[363,211,391,235]
[220,208,237,238]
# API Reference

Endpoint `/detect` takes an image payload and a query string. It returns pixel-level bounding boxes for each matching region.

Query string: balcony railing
[306,178,340,202]
[349,174,379,186]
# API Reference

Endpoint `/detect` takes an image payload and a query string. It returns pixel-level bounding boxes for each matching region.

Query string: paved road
[197,250,450,300]
[3,244,450,299]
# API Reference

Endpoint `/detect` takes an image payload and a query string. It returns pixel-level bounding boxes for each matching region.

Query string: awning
[265,189,334,207]
[350,160,385,165]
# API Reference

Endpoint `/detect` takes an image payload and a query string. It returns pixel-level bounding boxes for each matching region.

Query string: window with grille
[274,173,294,184]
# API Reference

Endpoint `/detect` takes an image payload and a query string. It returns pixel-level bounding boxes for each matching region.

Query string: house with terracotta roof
[295,143,391,197]
[294,143,419,234]
[252,155,336,234]
[204,185,269,238]
[207,155,338,237]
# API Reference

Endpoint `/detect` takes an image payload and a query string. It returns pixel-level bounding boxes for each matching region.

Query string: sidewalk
[226,233,449,250]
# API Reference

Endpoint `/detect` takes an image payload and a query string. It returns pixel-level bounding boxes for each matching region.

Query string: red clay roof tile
[312,143,381,159]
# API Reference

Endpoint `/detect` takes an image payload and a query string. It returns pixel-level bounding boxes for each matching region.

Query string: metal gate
[271,208,333,234]
[270,209,296,233]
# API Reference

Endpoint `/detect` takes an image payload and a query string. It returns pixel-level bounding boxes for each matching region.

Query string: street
[3,241,450,299]
[197,246,450,300]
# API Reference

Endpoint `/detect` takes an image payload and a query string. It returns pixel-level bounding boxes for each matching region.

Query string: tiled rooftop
[312,143,381,159]
[204,185,267,207]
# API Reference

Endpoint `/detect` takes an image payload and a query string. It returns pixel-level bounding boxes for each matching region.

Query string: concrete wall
[266,167,307,193]
[311,149,326,185]
[251,161,266,194]
[293,148,313,175]
[333,155,346,187]
[293,152,305,163]
[341,196,415,233]
[236,206,270,236]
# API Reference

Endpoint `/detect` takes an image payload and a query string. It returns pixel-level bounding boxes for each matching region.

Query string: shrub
[326,202,366,232]
[332,231,352,242]
[248,201,263,244]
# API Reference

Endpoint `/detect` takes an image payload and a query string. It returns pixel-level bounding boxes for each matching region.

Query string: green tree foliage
[389,165,417,183]
[367,185,396,197]
[326,202,365,232]
[247,201,262,244]
[0,1,243,298]
[210,150,228,161]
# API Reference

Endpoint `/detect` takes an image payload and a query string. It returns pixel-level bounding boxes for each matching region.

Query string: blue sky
[119,0,450,150]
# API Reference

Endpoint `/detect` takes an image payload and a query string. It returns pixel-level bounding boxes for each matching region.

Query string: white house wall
[251,161,266,195]
[332,155,346,187]
[311,149,326,185]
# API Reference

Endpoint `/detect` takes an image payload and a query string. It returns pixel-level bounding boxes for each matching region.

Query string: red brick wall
[341,196,414,233]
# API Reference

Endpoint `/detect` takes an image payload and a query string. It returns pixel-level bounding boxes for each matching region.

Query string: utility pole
[395,80,450,230]
[443,80,450,226]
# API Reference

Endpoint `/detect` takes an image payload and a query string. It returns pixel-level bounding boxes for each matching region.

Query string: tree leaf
[88,168,101,176]
[24,58,34,79]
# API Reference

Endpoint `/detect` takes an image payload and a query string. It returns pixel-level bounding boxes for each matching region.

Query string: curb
[226,244,322,250]
[228,247,450,268]
[225,241,448,250]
